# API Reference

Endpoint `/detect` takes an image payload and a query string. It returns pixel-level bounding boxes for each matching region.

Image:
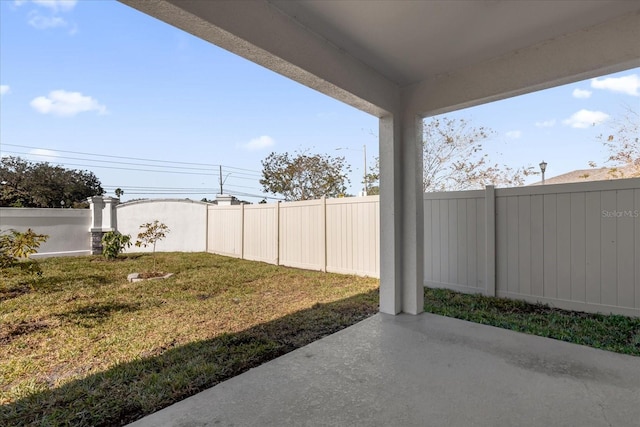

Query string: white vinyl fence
[424,178,640,317]
[206,196,380,277]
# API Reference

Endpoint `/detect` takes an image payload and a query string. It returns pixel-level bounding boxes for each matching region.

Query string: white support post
[379,111,424,315]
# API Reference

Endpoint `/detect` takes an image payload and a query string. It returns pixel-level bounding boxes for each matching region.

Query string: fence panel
[326,196,379,277]
[494,179,640,317]
[279,199,325,271]
[425,178,640,317]
[424,190,486,294]
[243,204,279,264]
[207,205,243,258]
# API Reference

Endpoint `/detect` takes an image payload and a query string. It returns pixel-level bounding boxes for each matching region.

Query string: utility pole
[219,165,223,194]
[363,144,367,196]
[218,166,232,195]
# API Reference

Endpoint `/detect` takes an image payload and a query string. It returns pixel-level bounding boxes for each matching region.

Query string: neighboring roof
[531,165,639,185]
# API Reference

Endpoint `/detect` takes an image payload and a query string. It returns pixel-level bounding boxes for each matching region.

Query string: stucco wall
[117,199,208,253]
[0,207,92,258]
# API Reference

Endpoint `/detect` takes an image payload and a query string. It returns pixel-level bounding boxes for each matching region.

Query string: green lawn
[424,287,640,356]
[0,253,379,426]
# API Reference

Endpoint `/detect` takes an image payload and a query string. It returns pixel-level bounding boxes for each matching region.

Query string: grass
[424,287,640,356]
[0,253,379,426]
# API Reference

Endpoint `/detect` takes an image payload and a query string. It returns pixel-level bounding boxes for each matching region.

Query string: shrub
[102,231,131,260]
[0,228,48,270]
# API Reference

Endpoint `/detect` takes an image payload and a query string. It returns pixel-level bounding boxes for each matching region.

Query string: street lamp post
[539,160,547,185]
[336,145,368,196]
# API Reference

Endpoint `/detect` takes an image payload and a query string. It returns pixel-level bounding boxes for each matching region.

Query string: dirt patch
[0,320,52,345]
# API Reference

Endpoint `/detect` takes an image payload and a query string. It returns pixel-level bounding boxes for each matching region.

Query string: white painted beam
[118,0,399,117]
[404,11,640,117]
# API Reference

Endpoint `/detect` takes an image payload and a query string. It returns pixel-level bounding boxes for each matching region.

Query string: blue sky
[1,0,638,203]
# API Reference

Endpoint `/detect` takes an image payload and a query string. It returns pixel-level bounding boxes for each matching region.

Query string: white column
[88,196,120,255]
[379,110,424,315]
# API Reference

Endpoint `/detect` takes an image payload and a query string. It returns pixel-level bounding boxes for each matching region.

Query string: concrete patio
[128,313,640,427]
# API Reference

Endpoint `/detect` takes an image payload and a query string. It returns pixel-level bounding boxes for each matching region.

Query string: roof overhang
[118,0,640,117]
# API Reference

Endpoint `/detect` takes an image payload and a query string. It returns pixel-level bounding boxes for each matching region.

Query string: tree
[0,156,104,208]
[260,150,352,201]
[364,157,380,196]
[422,117,535,191]
[590,106,639,178]
[115,188,124,198]
[366,117,535,192]
[135,220,170,271]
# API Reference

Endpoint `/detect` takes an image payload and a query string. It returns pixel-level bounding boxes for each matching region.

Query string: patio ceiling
[120,0,639,116]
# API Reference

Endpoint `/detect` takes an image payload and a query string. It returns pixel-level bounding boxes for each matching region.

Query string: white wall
[117,199,208,253]
[0,207,92,258]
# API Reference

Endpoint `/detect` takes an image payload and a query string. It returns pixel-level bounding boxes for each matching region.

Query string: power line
[1,143,264,176]
[4,150,264,181]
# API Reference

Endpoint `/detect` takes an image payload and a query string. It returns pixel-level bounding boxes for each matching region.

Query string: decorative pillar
[88,196,120,255]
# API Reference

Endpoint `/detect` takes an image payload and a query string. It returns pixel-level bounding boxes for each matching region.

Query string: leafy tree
[364,157,380,195]
[135,220,170,271]
[422,117,535,191]
[115,188,124,198]
[260,150,351,201]
[589,106,639,178]
[0,156,104,208]
[366,117,535,192]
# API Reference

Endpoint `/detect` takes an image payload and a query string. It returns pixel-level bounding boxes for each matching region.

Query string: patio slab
[128,313,640,427]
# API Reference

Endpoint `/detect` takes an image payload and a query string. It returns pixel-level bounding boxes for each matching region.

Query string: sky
[1,0,639,203]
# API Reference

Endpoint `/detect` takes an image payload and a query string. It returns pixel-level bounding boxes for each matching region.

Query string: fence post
[276,201,280,266]
[321,196,327,272]
[485,186,496,296]
[240,203,245,259]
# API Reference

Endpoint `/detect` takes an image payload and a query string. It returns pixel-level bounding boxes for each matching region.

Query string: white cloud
[241,135,275,151]
[505,130,522,139]
[34,0,77,11]
[28,148,59,162]
[30,90,108,117]
[535,119,556,128]
[562,109,609,129]
[28,11,67,29]
[15,0,77,33]
[591,74,640,96]
[0,85,10,96]
[16,0,77,12]
[572,88,592,99]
